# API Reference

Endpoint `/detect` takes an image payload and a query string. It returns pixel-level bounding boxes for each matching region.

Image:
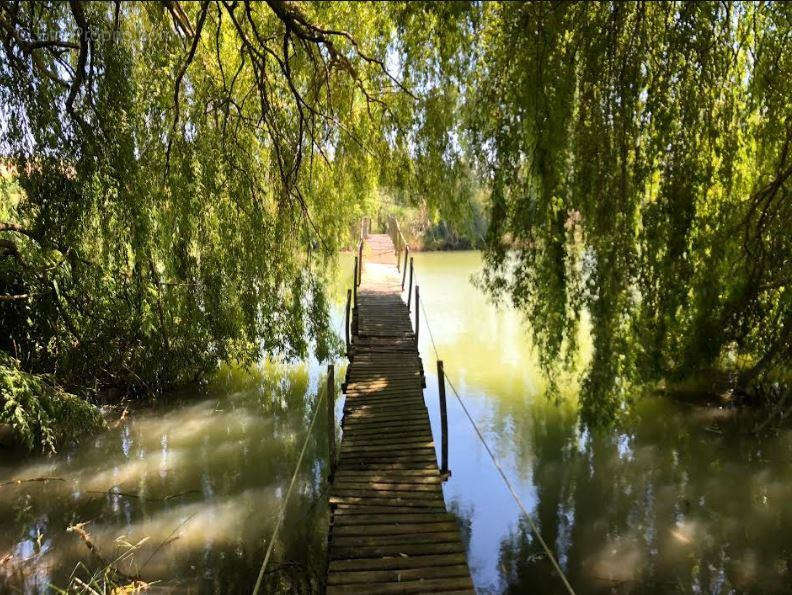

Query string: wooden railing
[387,215,409,275]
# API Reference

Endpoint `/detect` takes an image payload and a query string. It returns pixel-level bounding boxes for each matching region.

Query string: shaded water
[0,363,337,592]
[2,251,791,593]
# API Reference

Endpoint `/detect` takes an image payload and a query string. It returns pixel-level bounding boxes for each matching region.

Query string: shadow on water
[0,362,337,592]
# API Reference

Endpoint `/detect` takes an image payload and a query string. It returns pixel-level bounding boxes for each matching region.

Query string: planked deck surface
[326,234,474,594]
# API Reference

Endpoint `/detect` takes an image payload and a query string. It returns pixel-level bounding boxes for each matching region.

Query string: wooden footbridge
[325,221,474,593]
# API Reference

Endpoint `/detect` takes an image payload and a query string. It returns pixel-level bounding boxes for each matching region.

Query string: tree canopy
[1,1,790,447]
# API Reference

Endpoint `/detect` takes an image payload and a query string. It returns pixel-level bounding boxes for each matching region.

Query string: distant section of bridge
[325,228,474,593]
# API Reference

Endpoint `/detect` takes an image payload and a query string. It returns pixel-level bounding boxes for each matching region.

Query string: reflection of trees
[0,363,333,592]
[497,397,792,593]
[497,401,577,594]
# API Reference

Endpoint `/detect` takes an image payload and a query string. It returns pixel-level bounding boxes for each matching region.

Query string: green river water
[1,251,791,593]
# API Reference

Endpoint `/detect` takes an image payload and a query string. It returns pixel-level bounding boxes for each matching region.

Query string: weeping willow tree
[412,1,790,424]
[1,2,790,447]
[0,0,416,449]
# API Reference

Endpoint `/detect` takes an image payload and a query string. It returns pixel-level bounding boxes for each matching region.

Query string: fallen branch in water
[84,487,200,502]
[0,477,65,488]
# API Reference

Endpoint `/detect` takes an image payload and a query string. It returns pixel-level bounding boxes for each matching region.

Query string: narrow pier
[326,233,474,593]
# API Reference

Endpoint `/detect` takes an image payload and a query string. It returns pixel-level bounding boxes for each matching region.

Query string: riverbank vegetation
[1,1,790,450]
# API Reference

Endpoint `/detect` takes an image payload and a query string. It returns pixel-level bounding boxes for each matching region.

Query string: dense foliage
[1,1,402,448]
[390,1,791,422]
[458,2,791,422]
[1,1,790,447]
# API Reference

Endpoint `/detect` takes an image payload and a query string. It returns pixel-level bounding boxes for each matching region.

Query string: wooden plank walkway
[326,233,474,593]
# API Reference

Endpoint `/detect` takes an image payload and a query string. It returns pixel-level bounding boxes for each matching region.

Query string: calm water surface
[2,251,791,593]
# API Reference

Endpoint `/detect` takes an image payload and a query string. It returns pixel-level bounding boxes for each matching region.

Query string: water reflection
[0,363,334,592]
[2,250,791,593]
[411,251,792,594]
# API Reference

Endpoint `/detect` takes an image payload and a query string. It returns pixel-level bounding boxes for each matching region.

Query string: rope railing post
[401,246,409,290]
[414,285,420,344]
[407,257,414,310]
[353,257,358,309]
[357,240,363,286]
[437,360,449,479]
[326,364,336,480]
[344,289,351,356]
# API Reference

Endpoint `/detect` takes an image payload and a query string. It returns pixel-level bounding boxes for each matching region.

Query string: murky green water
[2,251,791,593]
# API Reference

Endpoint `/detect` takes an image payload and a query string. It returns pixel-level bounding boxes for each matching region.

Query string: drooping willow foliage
[427,1,790,424]
[0,1,415,448]
[1,1,790,447]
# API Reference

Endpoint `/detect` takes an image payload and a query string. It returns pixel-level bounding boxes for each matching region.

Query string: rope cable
[412,268,576,595]
[252,386,325,594]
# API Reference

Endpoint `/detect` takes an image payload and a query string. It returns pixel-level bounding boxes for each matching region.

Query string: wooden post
[437,360,449,478]
[357,240,363,285]
[401,247,409,290]
[353,257,358,308]
[407,257,414,310]
[327,364,336,479]
[344,289,351,356]
[414,285,420,344]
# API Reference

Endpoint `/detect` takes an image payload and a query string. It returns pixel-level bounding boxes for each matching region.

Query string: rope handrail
[409,266,577,595]
[251,384,326,595]
[252,311,346,594]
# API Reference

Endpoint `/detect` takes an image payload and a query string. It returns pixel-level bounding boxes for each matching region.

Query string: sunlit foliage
[0,1,405,447]
[409,2,791,423]
[1,1,790,444]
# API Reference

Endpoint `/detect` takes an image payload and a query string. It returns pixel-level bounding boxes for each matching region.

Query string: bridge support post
[357,240,363,285]
[327,364,336,480]
[437,360,450,479]
[401,247,409,290]
[407,257,414,310]
[414,285,419,344]
[353,257,358,309]
[344,289,351,356]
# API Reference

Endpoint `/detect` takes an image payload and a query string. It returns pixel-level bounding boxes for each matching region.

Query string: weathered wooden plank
[340,430,433,443]
[344,399,426,411]
[333,468,441,479]
[329,496,444,508]
[340,427,433,440]
[330,487,443,501]
[327,564,471,585]
[333,512,454,525]
[332,481,441,493]
[334,450,437,468]
[331,531,462,548]
[327,577,474,594]
[339,437,434,449]
[328,553,468,573]
[344,410,428,423]
[332,477,440,489]
[341,419,432,432]
[332,522,459,537]
[333,504,448,515]
[329,541,467,560]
